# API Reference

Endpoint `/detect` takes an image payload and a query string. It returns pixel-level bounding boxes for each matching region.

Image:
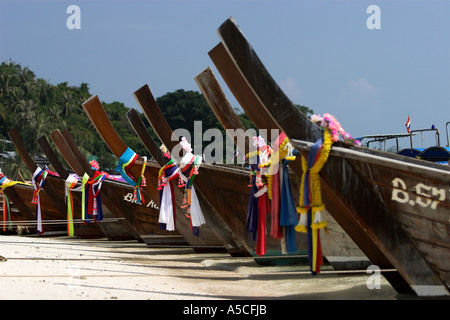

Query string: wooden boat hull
[348,155,450,290]
[8,128,106,239]
[44,130,188,246]
[132,86,311,261]
[1,185,39,235]
[81,95,229,253]
[1,182,94,236]
[210,17,450,296]
[195,66,371,270]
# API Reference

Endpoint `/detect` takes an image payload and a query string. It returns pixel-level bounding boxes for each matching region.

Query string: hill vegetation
[0,60,313,180]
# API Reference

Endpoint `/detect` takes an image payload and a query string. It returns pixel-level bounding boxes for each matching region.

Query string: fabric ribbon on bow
[1,174,32,231]
[295,129,332,275]
[266,133,299,253]
[81,173,89,221]
[157,150,179,231]
[180,155,204,237]
[246,148,270,256]
[176,137,205,237]
[31,167,48,234]
[246,165,269,257]
[279,150,299,254]
[158,154,185,190]
[85,171,105,222]
[65,174,82,236]
[0,174,12,231]
[116,148,145,204]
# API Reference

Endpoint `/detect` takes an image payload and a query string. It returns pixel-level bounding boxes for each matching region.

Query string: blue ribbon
[280,150,299,254]
[302,138,323,275]
[116,147,137,186]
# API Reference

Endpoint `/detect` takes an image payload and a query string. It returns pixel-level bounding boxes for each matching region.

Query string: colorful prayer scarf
[65,175,81,236]
[0,174,12,231]
[116,148,145,204]
[295,130,331,275]
[31,167,48,234]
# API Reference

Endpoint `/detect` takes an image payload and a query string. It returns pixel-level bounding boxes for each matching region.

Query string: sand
[0,235,401,300]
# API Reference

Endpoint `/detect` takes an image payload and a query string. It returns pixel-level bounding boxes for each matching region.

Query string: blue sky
[1,0,449,149]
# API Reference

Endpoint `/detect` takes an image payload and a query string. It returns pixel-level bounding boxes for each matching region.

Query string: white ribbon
[189,185,205,228]
[159,183,175,231]
[31,167,47,233]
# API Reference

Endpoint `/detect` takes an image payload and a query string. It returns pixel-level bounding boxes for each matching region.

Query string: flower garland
[245,136,272,189]
[295,113,359,275]
[296,113,361,232]
[295,129,331,232]
[266,136,296,200]
[311,113,361,146]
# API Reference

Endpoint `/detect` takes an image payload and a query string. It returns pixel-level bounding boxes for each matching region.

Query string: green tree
[156,89,221,134]
[0,60,316,178]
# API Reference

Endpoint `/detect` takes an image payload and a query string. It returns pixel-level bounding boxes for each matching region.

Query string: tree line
[0,60,313,180]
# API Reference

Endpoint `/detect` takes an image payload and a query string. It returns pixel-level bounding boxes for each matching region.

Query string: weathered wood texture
[212,17,450,296]
[82,95,224,250]
[53,129,189,246]
[213,19,450,295]
[132,87,254,256]
[195,67,370,270]
[0,182,60,234]
[8,128,104,239]
[40,132,142,242]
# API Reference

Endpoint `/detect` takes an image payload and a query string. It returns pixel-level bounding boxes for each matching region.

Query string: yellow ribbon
[81,173,89,221]
[65,175,79,237]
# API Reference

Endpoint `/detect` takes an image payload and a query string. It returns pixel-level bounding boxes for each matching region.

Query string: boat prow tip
[82,95,100,108]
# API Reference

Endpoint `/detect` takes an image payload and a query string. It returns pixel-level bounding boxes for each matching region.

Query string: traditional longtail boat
[8,127,105,239]
[1,173,42,234]
[37,133,142,242]
[126,105,311,264]
[194,67,371,270]
[132,85,315,261]
[81,95,231,253]
[208,17,450,297]
[49,129,191,246]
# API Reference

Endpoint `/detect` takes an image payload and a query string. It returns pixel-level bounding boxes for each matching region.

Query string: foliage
[0,60,136,178]
[0,61,314,179]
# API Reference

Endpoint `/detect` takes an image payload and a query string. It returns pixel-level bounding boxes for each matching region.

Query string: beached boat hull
[132,85,311,261]
[8,128,107,239]
[81,95,229,253]
[45,130,188,246]
[194,66,371,270]
[1,182,66,235]
[210,17,450,296]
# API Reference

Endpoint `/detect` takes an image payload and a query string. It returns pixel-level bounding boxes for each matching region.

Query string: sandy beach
[0,234,405,301]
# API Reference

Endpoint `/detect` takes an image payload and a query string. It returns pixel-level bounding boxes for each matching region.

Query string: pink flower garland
[311,113,361,146]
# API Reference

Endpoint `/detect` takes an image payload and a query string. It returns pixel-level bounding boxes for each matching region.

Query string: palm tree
[47,104,66,129]
[62,89,76,116]
[14,99,36,128]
